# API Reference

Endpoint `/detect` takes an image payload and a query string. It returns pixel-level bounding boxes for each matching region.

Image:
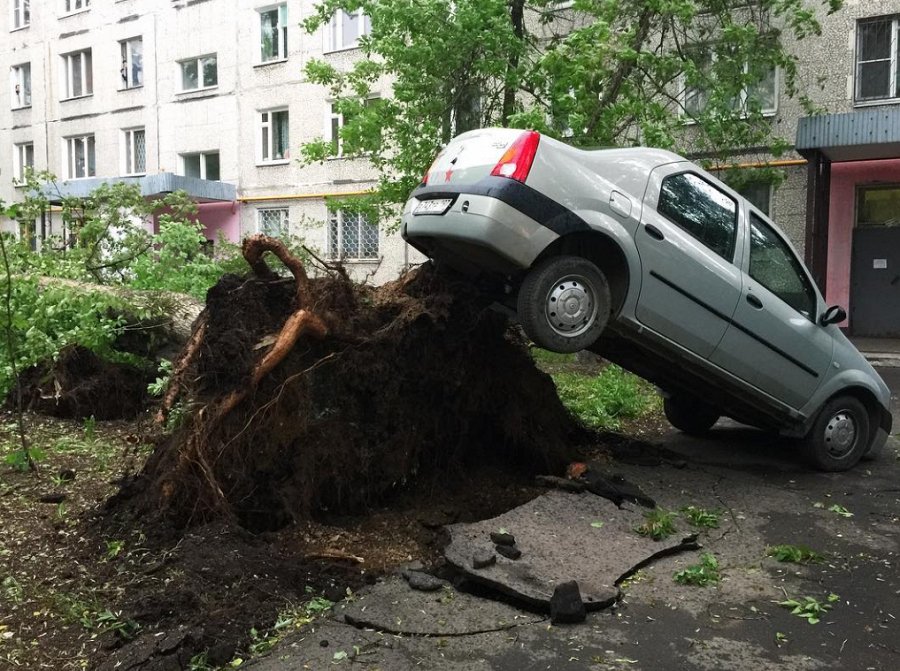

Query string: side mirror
[819,305,847,327]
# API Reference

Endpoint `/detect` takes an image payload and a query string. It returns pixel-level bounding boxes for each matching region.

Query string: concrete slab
[444,490,698,611]
[339,577,545,635]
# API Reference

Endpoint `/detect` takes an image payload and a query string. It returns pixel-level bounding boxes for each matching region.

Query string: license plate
[414,198,452,215]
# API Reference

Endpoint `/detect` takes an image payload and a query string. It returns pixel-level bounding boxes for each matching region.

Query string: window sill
[257,160,291,167]
[122,172,146,177]
[61,94,94,102]
[681,109,777,125]
[323,45,363,55]
[255,58,288,68]
[9,25,30,33]
[60,8,91,19]
[11,105,32,111]
[64,176,98,181]
[329,257,380,264]
[119,85,144,92]
[176,85,218,96]
[853,97,900,108]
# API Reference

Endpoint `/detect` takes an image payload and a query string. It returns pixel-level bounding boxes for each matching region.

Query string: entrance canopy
[43,173,235,204]
[797,107,900,162]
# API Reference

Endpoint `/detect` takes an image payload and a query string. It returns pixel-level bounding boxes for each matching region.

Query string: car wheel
[803,396,870,472]
[517,255,611,354]
[663,395,719,435]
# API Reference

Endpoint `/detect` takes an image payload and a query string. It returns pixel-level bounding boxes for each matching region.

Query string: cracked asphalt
[250,369,900,671]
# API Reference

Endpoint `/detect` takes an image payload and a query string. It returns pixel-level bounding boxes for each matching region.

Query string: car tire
[803,396,870,472]
[517,255,611,354]
[663,395,719,435]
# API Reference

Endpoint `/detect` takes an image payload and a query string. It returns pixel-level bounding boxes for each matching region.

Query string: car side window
[748,213,815,319]
[657,172,737,261]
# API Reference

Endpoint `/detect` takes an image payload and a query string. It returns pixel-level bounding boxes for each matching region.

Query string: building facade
[1,0,423,284]
[3,1,900,333]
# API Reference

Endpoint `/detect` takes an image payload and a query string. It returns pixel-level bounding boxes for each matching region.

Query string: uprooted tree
[121,235,584,529]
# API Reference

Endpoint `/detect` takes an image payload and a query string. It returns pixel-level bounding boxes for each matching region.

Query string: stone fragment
[550,580,586,624]
[490,531,516,546]
[406,571,444,592]
[495,544,522,560]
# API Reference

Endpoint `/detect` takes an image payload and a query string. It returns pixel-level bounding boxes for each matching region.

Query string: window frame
[64,134,96,179]
[854,15,900,105]
[325,9,371,53]
[258,3,288,64]
[13,142,34,183]
[121,127,146,176]
[62,0,90,16]
[747,212,817,321]
[180,151,220,180]
[327,209,379,261]
[10,63,31,109]
[737,181,773,218]
[61,49,93,100]
[11,0,30,30]
[326,96,378,157]
[681,48,779,119]
[856,183,900,227]
[257,207,289,238]
[177,54,218,93]
[258,108,290,164]
[119,37,143,90]
[656,170,739,262]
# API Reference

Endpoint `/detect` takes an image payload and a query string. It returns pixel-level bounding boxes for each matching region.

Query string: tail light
[491,130,541,183]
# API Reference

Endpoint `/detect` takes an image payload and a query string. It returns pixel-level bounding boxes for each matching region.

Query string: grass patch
[552,364,659,430]
[681,506,720,529]
[531,348,576,364]
[673,553,720,586]
[766,544,824,564]
[634,508,677,541]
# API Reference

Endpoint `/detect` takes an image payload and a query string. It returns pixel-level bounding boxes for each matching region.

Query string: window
[13,142,34,182]
[120,37,143,89]
[11,0,30,29]
[657,172,737,261]
[63,0,89,13]
[856,16,900,102]
[181,151,220,180]
[857,184,900,227]
[122,128,146,175]
[64,135,95,179]
[327,9,371,52]
[179,55,217,91]
[259,4,287,62]
[683,48,777,116]
[11,63,31,108]
[738,182,772,217]
[61,49,93,99]
[259,109,289,163]
[748,213,815,318]
[328,210,378,260]
[258,208,288,237]
[327,97,378,156]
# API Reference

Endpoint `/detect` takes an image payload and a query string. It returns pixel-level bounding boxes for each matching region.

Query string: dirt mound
[11,345,149,420]
[115,236,583,530]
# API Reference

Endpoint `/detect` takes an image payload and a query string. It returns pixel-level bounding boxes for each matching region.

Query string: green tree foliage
[302,0,842,222]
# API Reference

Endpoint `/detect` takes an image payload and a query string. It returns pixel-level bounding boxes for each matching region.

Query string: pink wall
[826,159,900,324]
[198,201,240,242]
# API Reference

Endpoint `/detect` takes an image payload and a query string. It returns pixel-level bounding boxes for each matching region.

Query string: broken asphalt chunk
[490,531,516,546]
[472,548,497,569]
[405,571,445,592]
[550,580,586,624]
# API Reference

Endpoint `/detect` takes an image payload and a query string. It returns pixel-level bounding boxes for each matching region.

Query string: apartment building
[3,1,900,334]
[1,0,422,284]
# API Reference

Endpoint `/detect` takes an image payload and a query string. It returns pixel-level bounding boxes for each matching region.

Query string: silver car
[401,128,892,471]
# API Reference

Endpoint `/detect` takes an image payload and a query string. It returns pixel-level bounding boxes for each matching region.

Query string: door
[710,213,833,409]
[850,185,900,336]
[635,167,744,358]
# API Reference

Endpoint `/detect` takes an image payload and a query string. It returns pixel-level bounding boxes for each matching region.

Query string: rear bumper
[402,176,589,276]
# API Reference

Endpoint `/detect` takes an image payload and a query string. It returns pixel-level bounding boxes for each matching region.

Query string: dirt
[2,251,617,670]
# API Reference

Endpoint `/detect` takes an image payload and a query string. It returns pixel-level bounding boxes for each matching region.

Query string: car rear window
[657,172,737,261]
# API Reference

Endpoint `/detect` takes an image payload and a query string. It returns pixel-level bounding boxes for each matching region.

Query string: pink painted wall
[198,201,240,242]
[826,159,900,326]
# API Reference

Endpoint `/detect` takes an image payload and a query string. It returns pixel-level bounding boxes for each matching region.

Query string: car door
[635,166,744,359]
[709,212,833,409]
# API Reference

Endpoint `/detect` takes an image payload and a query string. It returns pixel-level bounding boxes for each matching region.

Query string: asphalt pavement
[250,369,900,671]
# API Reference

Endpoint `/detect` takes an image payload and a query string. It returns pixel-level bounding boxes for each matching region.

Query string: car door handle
[746,294,763,309]
[644,224,664,241]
